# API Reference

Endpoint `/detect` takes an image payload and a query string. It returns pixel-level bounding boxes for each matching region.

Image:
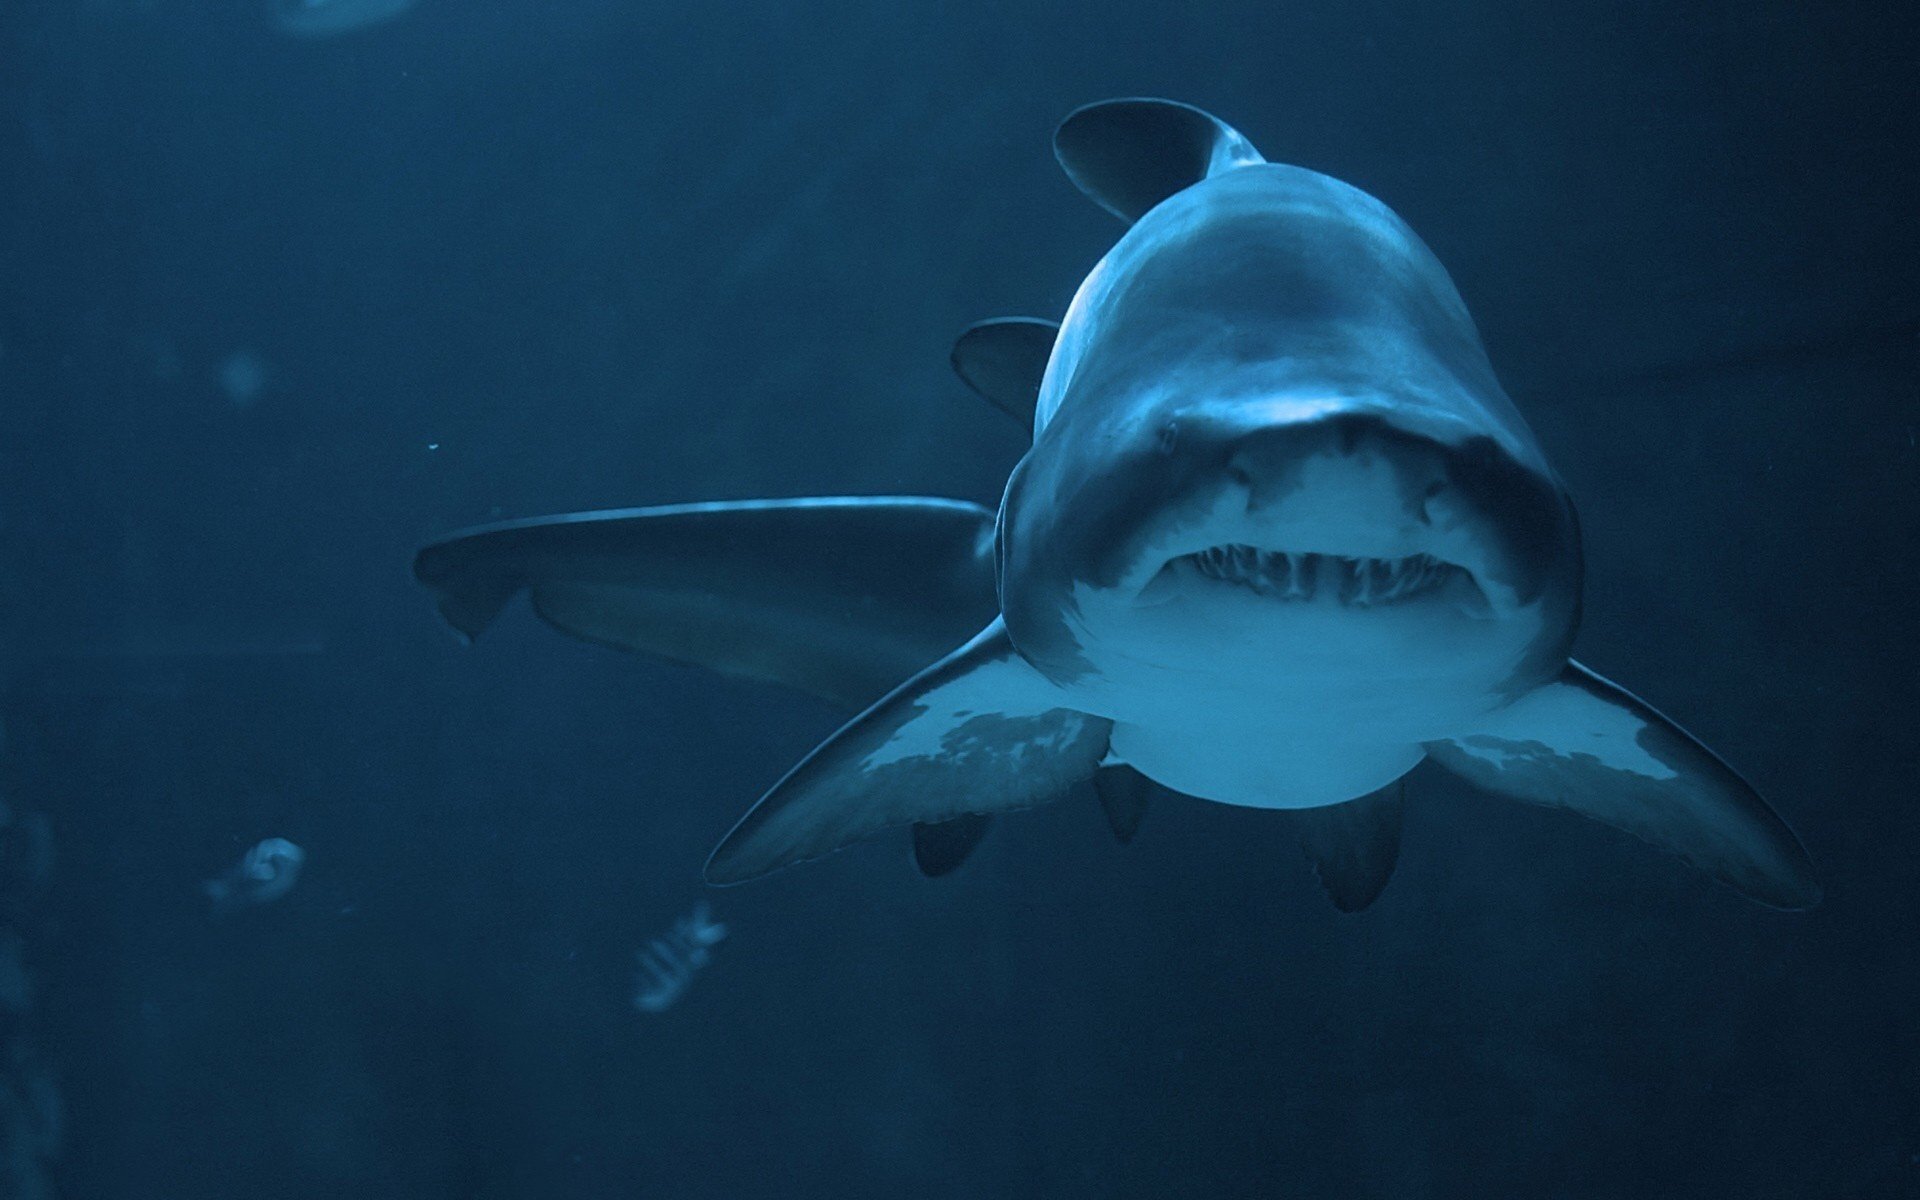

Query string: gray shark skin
[414,497,998,710]
[416,99,1819,912]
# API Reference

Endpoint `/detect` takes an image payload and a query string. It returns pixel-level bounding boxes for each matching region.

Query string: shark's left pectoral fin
[706,620,1112,884]
[1426,662,1820,909]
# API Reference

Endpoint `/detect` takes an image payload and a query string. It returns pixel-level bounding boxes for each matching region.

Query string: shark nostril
[1157,420,1180,456]
[1418,480,1446,525]
[1223,441,1256,489]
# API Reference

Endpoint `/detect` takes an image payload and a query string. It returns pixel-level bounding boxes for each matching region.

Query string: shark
[414,98,1819,911]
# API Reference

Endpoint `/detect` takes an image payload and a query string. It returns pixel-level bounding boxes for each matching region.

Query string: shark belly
[1051,551,1533,811]
[1082,653,1480,810]
[1109,714,1423,810]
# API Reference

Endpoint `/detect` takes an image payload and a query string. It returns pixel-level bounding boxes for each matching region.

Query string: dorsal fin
[1054,98,1264,224]
[950,317,1058,431]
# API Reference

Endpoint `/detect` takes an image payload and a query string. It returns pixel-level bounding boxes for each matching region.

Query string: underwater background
[1,0,1916,1196]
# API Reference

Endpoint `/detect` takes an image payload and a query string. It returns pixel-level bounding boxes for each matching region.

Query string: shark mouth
[1159,544,1471,607]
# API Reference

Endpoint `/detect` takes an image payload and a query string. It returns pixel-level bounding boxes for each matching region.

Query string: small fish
[632,901,727,1014]
[205,838,305,911]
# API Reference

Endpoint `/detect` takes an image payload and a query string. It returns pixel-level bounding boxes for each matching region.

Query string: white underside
[1014,429,1549,811]
[1081,654,1492,809]
[1048,532,1539,811]
[1107,716,1424,808]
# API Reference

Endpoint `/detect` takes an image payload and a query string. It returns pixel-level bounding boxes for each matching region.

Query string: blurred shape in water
[205,837,306,911]
[632,901,727,1015]
[0,718,60,1200]
[0,930,28,1016]
[0,1063,59,1200]
[39,631,328,661]
[215,350,268,410]
[269,0,416,38]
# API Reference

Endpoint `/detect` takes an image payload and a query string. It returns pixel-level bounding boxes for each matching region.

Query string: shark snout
[1153,406,1453,560]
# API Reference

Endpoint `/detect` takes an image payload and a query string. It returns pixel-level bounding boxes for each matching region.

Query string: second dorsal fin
[1054,98,1264,224]
[950,317,1058,431]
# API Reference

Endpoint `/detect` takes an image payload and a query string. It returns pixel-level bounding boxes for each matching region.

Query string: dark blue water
[1,1,1915,1196]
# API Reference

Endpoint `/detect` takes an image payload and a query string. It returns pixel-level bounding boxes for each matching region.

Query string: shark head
[998,157,1580,730]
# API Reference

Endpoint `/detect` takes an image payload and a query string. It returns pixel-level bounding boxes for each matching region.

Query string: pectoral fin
[1425,661,1819,909]
[413,497,998,710]
[1293,781,1405,913]
[706,620,1111,884]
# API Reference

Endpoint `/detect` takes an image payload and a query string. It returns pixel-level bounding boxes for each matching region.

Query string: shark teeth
[1180,545,1457,606]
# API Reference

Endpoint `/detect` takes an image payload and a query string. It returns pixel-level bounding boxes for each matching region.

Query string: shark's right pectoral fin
[1054,98,1265,224]
[706,619,1112,884]
[1425,661,1820,909]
